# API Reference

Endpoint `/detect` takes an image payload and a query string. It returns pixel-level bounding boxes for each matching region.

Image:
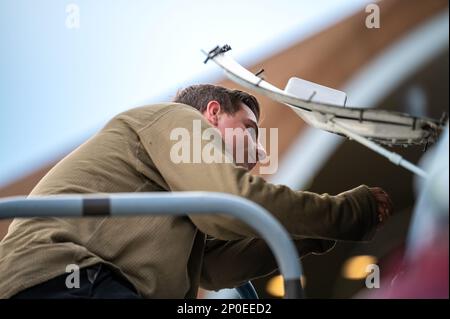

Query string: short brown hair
[173,84,260,120]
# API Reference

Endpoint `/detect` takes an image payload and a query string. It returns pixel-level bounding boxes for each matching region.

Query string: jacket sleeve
[138,104,379,241]
[200,237,336,291]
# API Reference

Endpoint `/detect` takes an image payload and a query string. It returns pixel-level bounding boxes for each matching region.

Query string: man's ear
[203,100,221,126]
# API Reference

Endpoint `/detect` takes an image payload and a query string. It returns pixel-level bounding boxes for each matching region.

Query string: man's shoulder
[110,102,201,131]
[122,102,194,118]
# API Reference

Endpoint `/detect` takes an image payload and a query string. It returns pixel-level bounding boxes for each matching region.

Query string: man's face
[203,101,266,171]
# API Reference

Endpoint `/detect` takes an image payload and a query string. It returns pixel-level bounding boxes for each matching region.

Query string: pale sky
[0,0,372,186]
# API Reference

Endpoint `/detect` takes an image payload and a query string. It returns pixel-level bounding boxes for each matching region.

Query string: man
[0,84,392,298]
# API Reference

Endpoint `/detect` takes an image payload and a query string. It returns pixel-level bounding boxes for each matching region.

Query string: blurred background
[0,0,448,298]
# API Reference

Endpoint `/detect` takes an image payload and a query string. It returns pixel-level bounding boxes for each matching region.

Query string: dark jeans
[11,263,142,299]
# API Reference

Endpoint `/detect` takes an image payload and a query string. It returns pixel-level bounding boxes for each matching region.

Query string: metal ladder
[0,191,304,299]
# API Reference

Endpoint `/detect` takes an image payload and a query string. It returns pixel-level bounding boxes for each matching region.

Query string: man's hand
[369,187,394,228]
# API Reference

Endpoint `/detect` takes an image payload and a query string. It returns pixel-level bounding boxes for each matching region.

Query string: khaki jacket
[0,103,378,298]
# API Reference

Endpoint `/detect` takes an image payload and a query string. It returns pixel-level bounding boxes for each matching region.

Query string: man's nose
[257,141,267,161]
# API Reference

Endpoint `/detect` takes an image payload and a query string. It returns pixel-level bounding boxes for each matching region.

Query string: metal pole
[236,282,259,299]
[331,119,429,179]
[0,191,304,299]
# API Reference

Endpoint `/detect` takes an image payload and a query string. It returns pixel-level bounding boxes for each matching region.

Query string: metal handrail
[0,191,304,298]
[236,282,259,299]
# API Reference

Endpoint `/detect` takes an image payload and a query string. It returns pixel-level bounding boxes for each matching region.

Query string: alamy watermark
[365,3,381,29]
[169,120,278,174]
[65,263,80,289]
[65,3,80,29]
[365,264,380,289]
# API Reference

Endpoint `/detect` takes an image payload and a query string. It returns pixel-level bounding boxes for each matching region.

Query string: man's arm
[200,237,335,291]
[138,104,380,241]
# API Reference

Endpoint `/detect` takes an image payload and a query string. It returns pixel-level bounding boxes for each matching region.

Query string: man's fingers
[382,194,393,215]
[383,204,391,216]
[381,201,392,217]
[379,204,390,217]
[382,190,393,210]
[387,195,394,212]
[369,187,394,225]
[372,187,394,214]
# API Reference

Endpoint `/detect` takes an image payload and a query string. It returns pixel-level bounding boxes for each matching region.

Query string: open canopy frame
[202,45,447,178]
